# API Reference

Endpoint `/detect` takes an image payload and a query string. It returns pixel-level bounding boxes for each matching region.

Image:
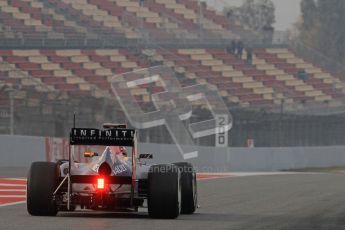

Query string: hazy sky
[206,0,301,31]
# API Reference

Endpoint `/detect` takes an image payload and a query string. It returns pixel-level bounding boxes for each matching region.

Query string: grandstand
[1,0,345,147]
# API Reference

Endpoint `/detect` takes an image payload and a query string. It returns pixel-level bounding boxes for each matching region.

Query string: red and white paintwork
[0,178,26,207]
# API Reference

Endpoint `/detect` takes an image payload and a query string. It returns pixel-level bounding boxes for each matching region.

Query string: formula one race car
[27,123,197,219]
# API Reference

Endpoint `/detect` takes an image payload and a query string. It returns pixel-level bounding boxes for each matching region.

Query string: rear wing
[65,127,138,209]
[70,128,136,146]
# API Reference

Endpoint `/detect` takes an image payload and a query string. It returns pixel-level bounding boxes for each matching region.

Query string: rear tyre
[174,162,197,214]
[148,164,181,219]
[27,162,59,216]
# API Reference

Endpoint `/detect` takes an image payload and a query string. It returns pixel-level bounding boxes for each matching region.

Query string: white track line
[1,178,27,181]
[0,189,26,192]
[198,176,233,181]
[0,195,26,198]
[198,172,312,177]
[0,201,26,207]
[0,184,26,187]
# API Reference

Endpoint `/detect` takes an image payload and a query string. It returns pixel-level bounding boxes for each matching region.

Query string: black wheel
[27,162,59,216]
[148,164,181,219]
[174,162,197,214]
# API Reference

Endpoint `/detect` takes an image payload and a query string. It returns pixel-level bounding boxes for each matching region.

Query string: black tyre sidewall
[148,164,181,219]
[174,162,197,214]
[27,162,59,216]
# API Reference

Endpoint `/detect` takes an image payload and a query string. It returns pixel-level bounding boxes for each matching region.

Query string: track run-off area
[1,169,345,230]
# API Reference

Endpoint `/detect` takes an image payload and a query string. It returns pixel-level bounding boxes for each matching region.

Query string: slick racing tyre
[174,162,197,214]
[27,162,59,216]
[148,164,181,219]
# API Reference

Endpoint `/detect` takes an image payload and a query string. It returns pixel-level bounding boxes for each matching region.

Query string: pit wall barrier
[1,135,345,171]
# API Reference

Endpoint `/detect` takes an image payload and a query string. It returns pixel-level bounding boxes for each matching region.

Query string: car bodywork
[27,123,197,218]
[54,126,148,211]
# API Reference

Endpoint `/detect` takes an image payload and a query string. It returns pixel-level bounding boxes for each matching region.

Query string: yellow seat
[66,77,84,84]
[125,31,141,39]
[41,63,60,70]
[266,48,289,54]
[126,6,140,12]
[14,90,27,99]
[104,20,121,27]
[295,84,313,91]
[243,82,263,89]
[296,63,313,69]
[54,70,73,77]
[266,69,285,75]
[130,88,147,95]
[1,6,18,13]
[222,70,243,77]
[323,79,335,85]
[95,68,113,76]
[14,12,31,20]
[191,54,213,60]
[185,72,196,79]
[305,90,323,97]
[56,50,81,56]
[275,74,294,81]
[315,95,332,101]
[255,87,274,94]
[96,49,119,56]
[26,19,43,27]
[232,76,253,83]
[286,58,304,64]
[285,79,303,86]
[31,1,44,8]
[202,60,223,66]
[178,49,205,55]
[142,95,151,103]
[29,56,49,63]
[21,78,36,86]
[252,58,266,65]
[78,83,91,91]
[0,63,12,71]
[83,62,101,69]
[121,61,137,68]
[13,50,40,56]
[256,64,275,70]
[211,65,233,71]
[71,56,89,63]
[263,94,273,100]
[277,53,294,59]
[229,96,240,103]
[305,68,322,74]
[146,17,161,23]
[314,73,332,79]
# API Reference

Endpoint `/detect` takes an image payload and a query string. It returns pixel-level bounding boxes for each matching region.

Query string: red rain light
[97,178,105,189]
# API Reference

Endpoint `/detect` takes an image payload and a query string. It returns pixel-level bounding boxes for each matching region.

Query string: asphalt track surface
[1,168,345,230]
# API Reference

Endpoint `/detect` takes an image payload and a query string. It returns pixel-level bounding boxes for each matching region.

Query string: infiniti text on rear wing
[70,128,136,146]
